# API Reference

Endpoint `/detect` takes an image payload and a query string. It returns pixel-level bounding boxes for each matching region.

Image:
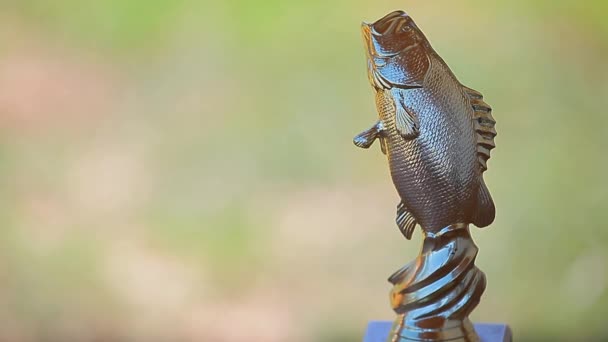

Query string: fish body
[355,11,496,236]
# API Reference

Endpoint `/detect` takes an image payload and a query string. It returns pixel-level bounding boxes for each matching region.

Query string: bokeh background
[1,0,608,341]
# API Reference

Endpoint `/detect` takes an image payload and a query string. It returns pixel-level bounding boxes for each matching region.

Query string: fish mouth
[371,10,410,35]
[361,10,408,35]
[361,11,416,59]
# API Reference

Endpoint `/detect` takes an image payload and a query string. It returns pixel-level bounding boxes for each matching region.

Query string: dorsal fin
[463,86,496,172]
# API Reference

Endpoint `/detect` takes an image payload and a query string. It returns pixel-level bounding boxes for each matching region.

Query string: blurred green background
[1,0,607,341]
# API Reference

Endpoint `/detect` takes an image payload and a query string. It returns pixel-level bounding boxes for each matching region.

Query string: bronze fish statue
[354,10,499,342]
[355,10,497,237]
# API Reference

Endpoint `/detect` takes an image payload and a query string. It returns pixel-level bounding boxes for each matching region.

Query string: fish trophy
[355,11,497,342]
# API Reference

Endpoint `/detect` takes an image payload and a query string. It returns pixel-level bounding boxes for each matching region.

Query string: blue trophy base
[363,321,512,342]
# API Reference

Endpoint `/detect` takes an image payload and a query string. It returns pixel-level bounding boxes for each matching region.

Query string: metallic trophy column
[387,225,485,341]
[354,10,498,342]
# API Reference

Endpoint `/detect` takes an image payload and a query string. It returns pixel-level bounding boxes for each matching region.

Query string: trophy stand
[387,224,485,341]
[354,9,512,342]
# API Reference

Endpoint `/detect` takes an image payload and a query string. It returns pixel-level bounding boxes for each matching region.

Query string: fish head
[361,11,430,90]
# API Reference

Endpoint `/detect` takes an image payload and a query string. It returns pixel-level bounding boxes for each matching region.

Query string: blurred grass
[1,0,608,341]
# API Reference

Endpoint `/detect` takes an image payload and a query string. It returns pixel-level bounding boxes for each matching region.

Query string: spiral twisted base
[387,224,486,342]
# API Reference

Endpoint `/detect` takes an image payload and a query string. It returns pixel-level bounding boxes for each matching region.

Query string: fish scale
[375,57,480,231]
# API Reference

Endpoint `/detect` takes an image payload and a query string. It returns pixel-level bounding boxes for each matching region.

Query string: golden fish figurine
[354,10,497,342]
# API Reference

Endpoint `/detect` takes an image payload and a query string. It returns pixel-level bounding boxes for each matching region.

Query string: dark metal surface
[354,10,498,342]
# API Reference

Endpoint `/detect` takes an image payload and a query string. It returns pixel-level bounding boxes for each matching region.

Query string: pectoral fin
[395,94,420,140]
[353,120,385,149]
